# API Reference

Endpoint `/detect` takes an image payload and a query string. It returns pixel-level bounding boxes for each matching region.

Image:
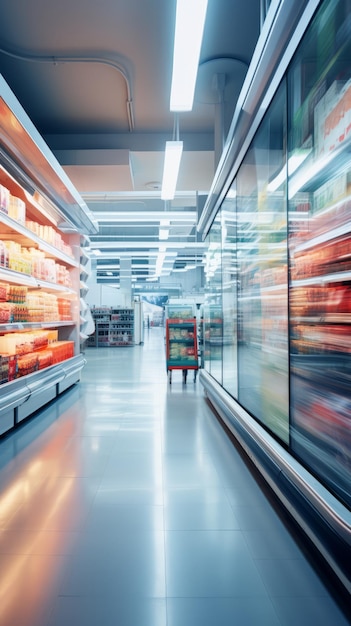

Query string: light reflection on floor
[0,327,349,626]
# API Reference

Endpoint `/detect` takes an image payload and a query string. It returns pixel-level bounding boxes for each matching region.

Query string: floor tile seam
[163,591,274,598]
[163,595,284,623]
[236,539,294,607]
[240,524,306,561]
[225,499,287,527]
[243,549,333,603]
[250,555,308,562]
[164,528,246,534]
[52,591,300,600]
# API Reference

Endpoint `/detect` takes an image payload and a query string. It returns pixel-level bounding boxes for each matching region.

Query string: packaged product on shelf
[43,225,55,245]
[6,354,16,382]
[314,80,344,156]
[0,302,13,323]
[44,258,57,283]
[28,292,59,322]
[35,349,53,370]
[8,195,26,224]
[0,330,49,355]
[27,248,45,280]
[62,241,73,258]
[49,340,74,363]
[326,284,351,314]
[47,329,58,343]
[32,331,49,350]
[313,172,347,213]
[0,333,32,356]
[0,354,17,383]
[26,296,44,322]
[12,304,29,322]
[25,220,40,236]
[8,285,27,303]
[0,241,9,268]
[311,173,351,236]
[45,293,60,321]
[0,356,6,383]
[17,353,38,377]
[57,297,72,320]
[0,355,9,383]
[56,263,72,287]
[0,282,9,301]
[0,184,10,214]
[5,241,32,275]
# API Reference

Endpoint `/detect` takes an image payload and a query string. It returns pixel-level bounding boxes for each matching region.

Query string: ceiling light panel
[170,0,208,111]
[161,140,183,200]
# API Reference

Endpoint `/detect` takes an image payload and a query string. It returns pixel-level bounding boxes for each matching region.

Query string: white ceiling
[0,0,262,290]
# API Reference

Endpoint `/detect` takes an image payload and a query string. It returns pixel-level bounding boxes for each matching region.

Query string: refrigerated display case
[0,74,97,435]
[285,0,351,508]
[198,0,351,594]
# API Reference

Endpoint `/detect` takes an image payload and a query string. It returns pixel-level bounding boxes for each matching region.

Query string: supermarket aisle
[0,327,350,626]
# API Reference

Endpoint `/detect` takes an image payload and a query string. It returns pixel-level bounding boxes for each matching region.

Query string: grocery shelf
[0,74,95,436]
[0,321,75,333]
[87,307,135,347]
[0,268,76,293]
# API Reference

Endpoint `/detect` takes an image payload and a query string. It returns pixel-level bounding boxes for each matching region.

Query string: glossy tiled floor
[0,327,350,626]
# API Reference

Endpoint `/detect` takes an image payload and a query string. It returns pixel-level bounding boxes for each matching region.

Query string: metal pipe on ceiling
[0,46,135,131]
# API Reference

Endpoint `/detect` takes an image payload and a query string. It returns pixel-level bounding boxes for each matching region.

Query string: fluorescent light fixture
[93,211,196,223]
[159,228,169,240]
[155,252,166,275]
[89,243,204,250]
[159,217,170,240]
[161,141,183,200]
[170,0,208,111]
[160,218,170,241]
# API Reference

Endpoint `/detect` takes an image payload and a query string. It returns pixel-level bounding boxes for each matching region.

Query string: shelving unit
[0,74,97,435]
[87,307,135,347]
[79,235,92,349]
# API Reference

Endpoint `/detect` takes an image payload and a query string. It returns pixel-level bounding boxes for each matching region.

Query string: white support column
[120,257,132,307]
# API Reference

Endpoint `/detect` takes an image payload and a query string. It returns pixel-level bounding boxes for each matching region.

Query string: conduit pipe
[0,46,135,131]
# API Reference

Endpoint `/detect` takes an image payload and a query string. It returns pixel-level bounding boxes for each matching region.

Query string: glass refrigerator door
[236,81,289,443]
[288,0,351,508]
[222,188,238,399]
[204,211,223,384]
